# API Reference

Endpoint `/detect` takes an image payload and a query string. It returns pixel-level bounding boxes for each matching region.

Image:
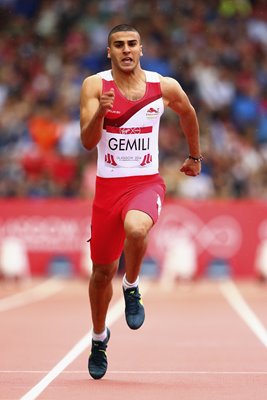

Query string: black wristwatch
[188,155,204,163]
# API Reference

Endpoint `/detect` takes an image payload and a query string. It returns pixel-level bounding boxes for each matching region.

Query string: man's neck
[112,66,144,83]
[111,68,146,101]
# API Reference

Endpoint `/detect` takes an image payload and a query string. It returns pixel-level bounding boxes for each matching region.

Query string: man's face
[107,31,143,72]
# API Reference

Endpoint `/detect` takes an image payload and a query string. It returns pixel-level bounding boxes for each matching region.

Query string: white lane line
[2,370,267,375]
[20,282,150,400]
[0,279,64,312]
[219,279,267,348]
[109,370,267,375]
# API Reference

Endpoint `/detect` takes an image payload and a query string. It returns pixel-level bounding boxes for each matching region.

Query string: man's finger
[107,88,115,97]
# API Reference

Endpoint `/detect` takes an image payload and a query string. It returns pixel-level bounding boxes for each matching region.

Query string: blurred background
[0,0,267,282]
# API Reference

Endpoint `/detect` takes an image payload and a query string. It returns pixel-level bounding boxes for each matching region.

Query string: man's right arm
[80,75,115,150]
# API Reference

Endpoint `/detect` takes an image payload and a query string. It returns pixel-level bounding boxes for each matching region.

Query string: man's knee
[126,224,147,242]
[91,262,117,288]
[124,210,153,242]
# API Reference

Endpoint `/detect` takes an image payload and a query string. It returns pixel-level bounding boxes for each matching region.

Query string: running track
[1,277,267,400]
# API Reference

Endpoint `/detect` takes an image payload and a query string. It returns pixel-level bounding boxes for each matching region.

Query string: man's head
[107,24,143,72]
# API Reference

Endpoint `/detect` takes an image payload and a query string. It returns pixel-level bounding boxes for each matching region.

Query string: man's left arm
[160,76,202,176]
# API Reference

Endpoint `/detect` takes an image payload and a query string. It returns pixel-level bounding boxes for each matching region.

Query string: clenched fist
[180,157,202,176]
[98,88,115,117]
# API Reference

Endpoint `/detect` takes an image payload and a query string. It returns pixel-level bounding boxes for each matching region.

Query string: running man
[80,24,202,379]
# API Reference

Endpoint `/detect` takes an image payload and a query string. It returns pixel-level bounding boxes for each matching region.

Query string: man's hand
[98,88,115,117]
[180,157,201,176]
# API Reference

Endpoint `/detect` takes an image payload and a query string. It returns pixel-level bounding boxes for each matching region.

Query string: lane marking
[2,370,267,375]
[20,282,150,400]
[219,279,267,348]
[0,279,64,312]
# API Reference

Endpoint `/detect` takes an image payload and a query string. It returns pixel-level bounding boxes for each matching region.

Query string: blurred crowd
[0,0,267,200]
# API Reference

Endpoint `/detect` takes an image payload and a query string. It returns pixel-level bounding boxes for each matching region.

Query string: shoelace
[125,289,141,314]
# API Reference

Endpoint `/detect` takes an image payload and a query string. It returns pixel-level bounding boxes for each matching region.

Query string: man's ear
[140,45,143,57]
[107,47,111,58]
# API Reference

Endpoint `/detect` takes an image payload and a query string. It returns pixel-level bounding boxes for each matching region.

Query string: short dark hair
[108,24,140,46]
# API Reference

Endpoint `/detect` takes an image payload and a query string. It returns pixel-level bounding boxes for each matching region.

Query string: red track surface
[1,278,267,400]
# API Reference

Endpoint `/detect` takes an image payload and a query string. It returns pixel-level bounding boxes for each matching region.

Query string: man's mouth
[121,57,133,64]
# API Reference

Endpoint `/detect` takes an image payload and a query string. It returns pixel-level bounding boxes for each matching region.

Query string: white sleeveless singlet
[96,70,164,178]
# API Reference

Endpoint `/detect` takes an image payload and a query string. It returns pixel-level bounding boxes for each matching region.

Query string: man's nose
[123,44,130,52]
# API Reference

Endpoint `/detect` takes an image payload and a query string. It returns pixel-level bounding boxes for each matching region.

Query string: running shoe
[123,286,145,330]
[88,328,110,380]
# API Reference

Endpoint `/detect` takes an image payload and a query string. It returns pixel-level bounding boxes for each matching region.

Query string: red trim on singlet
[102,79,162,128]
[105,126,152,134]
[103,93,161,128]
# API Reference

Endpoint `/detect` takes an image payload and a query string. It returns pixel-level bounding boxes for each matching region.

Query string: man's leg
[122,210,153,329]
[89,260,119,333]
[88,259,119,379]
[123,210,153,282]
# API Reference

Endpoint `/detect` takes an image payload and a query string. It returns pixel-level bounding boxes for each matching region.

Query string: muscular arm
[160,76,202,176]
[80,75,115,150]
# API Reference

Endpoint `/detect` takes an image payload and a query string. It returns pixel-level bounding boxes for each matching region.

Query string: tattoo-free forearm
[179,107,201,157]
[81,112,105,150]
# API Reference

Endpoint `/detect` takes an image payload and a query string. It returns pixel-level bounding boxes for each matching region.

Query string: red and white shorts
[89,174,166,264]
